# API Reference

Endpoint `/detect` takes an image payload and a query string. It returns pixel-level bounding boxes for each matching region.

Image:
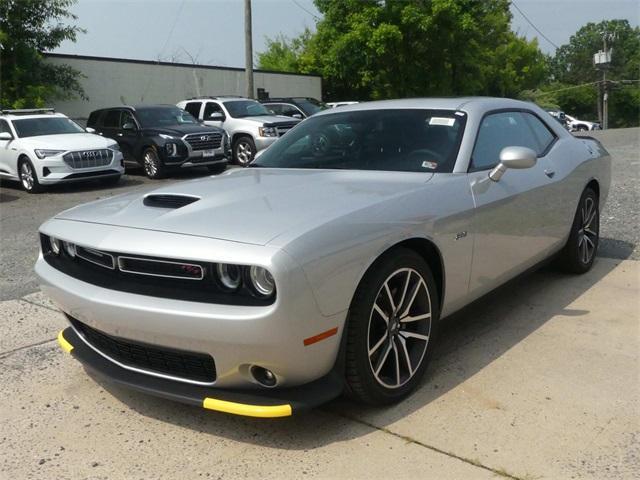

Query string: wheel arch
[231,132,254,145]
[586,178,600,200]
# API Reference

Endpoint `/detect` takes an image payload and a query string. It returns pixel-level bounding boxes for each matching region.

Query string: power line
[292,0,320,21]
[534,81,600,96]
[511,1,560,50]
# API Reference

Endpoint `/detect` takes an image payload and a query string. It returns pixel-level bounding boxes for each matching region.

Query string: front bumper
[254,136,278,151]
[37,151,125,185]
[58,327,343,417]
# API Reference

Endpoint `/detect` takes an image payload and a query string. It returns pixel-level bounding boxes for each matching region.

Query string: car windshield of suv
[252,109,467,173]
[12,117,85,138]
[136,107,198,128]
[295,98,328,116]
[223,100,272,118]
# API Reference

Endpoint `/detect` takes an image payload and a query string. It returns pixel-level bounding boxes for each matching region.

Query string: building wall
[44,54,322,121]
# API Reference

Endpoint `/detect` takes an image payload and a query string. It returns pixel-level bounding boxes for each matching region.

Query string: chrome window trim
[70,324,217,386]
[76,246,115,270]
[117,255,205,280]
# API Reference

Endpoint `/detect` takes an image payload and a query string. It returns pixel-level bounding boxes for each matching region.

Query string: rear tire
[557,187,599,274]
[18,158,43,193]
[142,148,165,179]
[345,248,439,405]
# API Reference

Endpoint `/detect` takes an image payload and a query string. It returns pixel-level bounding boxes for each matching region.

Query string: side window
[120,110,135,128]
[87,111,100,127]
[103,110,121,128]
[184,102,202,119]
[203,102,224,120]
[522,112,556,155]
[266,104,281,115]
[282,104,303,117]
[0,120,12,135]
[471,111,540,171]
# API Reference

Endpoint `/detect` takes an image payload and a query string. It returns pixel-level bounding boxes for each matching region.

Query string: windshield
[13,117,85,138]
[296,98,328,116]
[252,109,467,173]
[223,100,272,118]
[136,107,198,127]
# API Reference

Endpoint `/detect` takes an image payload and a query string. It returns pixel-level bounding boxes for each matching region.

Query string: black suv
[87,105,229,179]
[260,97,327,119]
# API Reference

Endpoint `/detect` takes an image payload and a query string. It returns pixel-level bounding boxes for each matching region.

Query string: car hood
[141,124,223,136]
[22,133,116,150]
[239,115,301,126]
[55,168,433,246]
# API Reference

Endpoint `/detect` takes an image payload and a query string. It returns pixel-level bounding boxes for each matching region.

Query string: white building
[44,53,322,122]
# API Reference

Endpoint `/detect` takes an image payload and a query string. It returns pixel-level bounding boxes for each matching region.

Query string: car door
[467,110,561,298]
[202,102,226,129]
[117,110,140,162]
[0,120,16,177]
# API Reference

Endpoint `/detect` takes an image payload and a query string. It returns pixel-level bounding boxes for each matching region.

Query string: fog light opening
[250,365,277,388]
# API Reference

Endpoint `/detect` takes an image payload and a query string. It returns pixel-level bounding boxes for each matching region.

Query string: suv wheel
[19,158,43,193]
[142,148,165,179]
[233,136,256,167]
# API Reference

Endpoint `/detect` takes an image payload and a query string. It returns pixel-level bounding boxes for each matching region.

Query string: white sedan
[0,109,124,193]
[566,114,601,132]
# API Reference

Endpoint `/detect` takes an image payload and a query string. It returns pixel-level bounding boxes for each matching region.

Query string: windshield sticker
[422,161,438,170]
[429,117,456,126]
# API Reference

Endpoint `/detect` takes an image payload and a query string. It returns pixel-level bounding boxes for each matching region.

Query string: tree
[257,30,313,73]
[257,0,548,101]
[0,0,85,108]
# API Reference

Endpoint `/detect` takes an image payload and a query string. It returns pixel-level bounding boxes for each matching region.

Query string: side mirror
[0,132,13,141]
[122,122,136,131]
[292,113,303,119]
[85,127,96,133]
[207,112,225,121]
[489,146,537,182]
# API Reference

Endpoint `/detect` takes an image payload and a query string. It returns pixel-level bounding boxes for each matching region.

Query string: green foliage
[0,0,86,108]
[258,0,548,101]
[257,30,313,73]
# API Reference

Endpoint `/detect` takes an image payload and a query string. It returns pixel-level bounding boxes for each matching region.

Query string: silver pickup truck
[177,96,300,166]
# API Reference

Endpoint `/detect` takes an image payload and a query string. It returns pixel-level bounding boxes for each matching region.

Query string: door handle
[544,169,555,178]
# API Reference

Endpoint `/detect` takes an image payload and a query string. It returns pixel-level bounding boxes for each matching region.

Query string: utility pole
[244,0,254,99]
[594,30,616,130]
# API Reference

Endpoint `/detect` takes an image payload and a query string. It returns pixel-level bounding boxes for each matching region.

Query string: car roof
[1,112,67,121]
[313,97,539,116]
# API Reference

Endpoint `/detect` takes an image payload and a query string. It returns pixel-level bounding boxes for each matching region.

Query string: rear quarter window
[184,102,202,119]
[87,111,101,127]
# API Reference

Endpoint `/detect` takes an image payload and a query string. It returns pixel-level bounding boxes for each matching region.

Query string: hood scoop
[143,194,200,209]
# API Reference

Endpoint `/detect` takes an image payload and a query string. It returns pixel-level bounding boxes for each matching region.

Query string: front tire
[142,148,165,179]
[345,248,439,405]
[233,136,256,167]
[18,158,43,193]
[558,187,599,273]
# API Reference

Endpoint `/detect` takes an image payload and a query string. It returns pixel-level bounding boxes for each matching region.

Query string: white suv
[177,97,300,166]
[0,109,124,193]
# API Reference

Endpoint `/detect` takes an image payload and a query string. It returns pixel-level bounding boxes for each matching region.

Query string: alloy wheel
[578,196,598,264]
[367,268,432,389]
[20,162,35,190]
[235,141,253,165]
[143,151,158,177]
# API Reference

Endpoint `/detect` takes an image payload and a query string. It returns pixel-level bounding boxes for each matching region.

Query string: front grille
[70,317,216,383]
[63,149,113,169]
[184,132,222,150]
[274,122,298,137]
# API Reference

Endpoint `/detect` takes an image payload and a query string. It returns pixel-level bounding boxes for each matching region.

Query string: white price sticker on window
[429,117,456,126]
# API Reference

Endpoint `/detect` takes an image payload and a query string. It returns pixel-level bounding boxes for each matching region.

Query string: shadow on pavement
[93,255,627,450]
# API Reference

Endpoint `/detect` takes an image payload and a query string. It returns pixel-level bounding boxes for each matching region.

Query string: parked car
[177,96,301,166]
[0,108,123,193]
[39,98,610,417]
[546,110,569,130]
[261,97,328,119]
[565,114,601,132]
[87,105,228,179]
[327,101,360,108]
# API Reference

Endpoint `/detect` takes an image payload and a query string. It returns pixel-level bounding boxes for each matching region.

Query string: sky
[54,0,640,68]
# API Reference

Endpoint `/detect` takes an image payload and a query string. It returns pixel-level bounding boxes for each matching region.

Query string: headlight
[249,266,275,297]
[108,142,120,151]
[216,263,242,290]
[49,236,61,255]
[35,149,65,159]
[62,241,76,258]
[165,142,178,156]
[258,126,278,137]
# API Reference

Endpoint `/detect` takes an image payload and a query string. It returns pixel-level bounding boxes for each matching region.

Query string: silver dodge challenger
[36,98,610,417]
